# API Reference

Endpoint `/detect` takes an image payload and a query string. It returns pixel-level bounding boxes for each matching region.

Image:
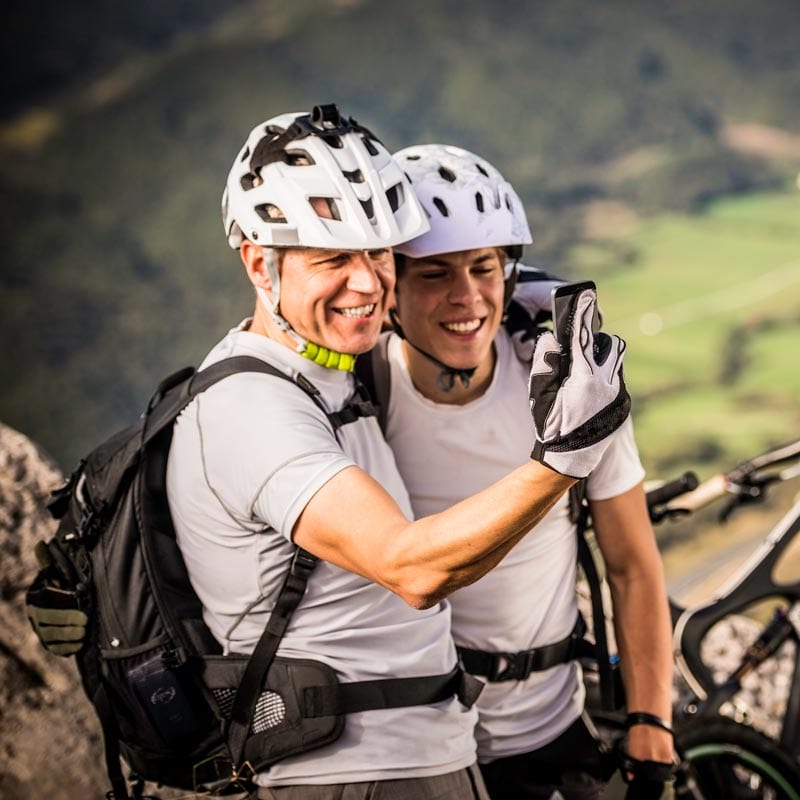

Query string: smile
[336,303,376,318]
[442,318,482,334]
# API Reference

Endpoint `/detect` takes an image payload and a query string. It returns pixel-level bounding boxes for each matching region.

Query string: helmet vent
[475,163,489,177]
[405,154,421,161]
[432,197,449,217]
[343,168,364,183]
[321,134,343,149]
[240,147,250,163]
[310,197,342,221]
[385,183,404,212]
[438,166,456,182]
[359,196,375,221]
[240,173,258,191]
[475,192,484,213]
[256,204,287,223]
[362,136,379,156]
[505,195,513,212]
[285,149,315,166]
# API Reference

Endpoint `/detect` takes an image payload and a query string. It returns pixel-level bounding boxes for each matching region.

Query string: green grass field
[569,189,800,478]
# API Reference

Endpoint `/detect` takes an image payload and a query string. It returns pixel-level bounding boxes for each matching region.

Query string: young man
[370,143,675,799]
[27,105,631,799]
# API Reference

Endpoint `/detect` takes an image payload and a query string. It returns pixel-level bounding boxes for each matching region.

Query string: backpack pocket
[202,654,345,772]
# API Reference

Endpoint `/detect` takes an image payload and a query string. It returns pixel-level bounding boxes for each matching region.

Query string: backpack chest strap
[457,615,594,682]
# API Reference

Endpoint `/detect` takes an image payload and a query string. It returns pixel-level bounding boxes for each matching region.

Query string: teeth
[443,319,481,333]
[338,304,375,318]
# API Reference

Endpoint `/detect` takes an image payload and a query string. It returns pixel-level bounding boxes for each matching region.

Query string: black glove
[619,752,675,800]
[620,712,676,800]
[26,577,88,656]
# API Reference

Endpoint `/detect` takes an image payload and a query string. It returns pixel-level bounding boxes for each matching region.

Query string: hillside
[1,0,799,471]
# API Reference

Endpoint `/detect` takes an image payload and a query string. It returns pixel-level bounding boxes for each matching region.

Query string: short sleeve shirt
[166,322,477,785]
[383,330,645,760]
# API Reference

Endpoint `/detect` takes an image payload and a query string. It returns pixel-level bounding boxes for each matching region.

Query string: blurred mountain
[1,0,799,469]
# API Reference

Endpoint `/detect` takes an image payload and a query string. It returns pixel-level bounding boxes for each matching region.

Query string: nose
[347,252,382,294]
[448,270,480,305]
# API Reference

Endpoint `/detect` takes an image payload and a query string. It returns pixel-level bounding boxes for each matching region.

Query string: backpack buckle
[487,651,535,682]
[290,548,318,580]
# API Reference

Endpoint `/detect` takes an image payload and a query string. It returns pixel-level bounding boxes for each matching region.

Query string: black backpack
[26,356,368,798]
[28,355,479,799]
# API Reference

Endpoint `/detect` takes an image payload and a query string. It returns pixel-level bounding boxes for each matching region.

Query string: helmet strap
[255,285,355,372]
[388,308,477,392]
[502,257,520,312]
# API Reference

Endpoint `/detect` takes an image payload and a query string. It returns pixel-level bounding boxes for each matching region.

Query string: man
[366,143,675,799]
[28,104,630,799]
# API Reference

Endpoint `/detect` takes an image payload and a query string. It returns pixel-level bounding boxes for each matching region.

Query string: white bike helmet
[223,104,428,251]
[392,144,532,260]
[389,144,532,390]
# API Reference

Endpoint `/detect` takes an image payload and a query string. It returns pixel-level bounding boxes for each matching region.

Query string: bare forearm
[294,461,574,608]
[609,570,673,718]
[592,485,674,761]
[388,461,574,605]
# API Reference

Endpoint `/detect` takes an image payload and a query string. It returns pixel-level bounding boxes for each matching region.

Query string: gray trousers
[255,764,490,799]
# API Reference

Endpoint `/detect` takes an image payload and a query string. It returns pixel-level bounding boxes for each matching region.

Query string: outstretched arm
[293,459,573,608]
[295,285,630,608]
[590,483,674,764]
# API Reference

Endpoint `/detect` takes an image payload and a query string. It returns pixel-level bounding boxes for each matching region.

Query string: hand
[26,580,88,656]
[528,286,629,478]
[620,754,675,800]
[621,713,676,800]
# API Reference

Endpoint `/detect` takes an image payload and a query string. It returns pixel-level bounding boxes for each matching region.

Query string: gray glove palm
[26,581,88,656]
[529,284,630,478]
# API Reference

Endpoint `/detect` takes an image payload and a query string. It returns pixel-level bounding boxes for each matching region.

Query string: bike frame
[673,494,800,759]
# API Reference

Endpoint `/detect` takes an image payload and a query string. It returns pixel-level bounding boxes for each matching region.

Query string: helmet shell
[393,144,531,258]
[223,105,429,250]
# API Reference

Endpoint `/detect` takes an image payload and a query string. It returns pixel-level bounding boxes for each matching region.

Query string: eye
[420,269,448,280]
[314,252,349,267]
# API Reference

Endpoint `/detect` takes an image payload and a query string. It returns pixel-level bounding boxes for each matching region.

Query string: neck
[401,340,496,405]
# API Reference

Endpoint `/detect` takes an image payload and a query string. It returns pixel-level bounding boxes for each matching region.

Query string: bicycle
[580,439,800,799]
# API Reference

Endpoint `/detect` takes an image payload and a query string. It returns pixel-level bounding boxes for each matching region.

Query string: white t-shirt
[383,330,645,761]
[166,322,477,786]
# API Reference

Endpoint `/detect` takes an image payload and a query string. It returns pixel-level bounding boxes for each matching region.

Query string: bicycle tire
[676,718,800,800]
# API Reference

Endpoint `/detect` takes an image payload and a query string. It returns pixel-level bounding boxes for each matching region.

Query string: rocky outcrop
[0,422,108,799]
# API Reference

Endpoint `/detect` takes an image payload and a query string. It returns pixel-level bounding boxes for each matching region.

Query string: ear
[240,240,274,296]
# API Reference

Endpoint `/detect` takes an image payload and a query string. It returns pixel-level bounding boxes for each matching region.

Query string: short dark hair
[393,252,408,279]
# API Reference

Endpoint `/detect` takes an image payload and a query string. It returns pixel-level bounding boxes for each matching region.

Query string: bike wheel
[676,719,800,800]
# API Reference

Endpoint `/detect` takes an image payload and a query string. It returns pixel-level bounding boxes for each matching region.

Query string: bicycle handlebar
[645,439,800,525]
[646,472,700,509]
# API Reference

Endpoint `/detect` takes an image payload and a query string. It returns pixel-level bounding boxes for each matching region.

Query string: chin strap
[301,342,355,372]
[255,286,355,372]
[388,308,476,392]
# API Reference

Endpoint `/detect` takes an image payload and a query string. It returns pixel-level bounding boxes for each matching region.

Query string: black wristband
[625,711,673,737]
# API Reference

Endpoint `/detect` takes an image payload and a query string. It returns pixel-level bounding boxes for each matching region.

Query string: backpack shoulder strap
[354,332,391,433]
[142,356,297,446]
[575,503,624,711]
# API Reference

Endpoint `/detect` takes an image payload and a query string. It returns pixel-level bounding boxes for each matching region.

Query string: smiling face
[394,247,506,398]
[242,241,395,355]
